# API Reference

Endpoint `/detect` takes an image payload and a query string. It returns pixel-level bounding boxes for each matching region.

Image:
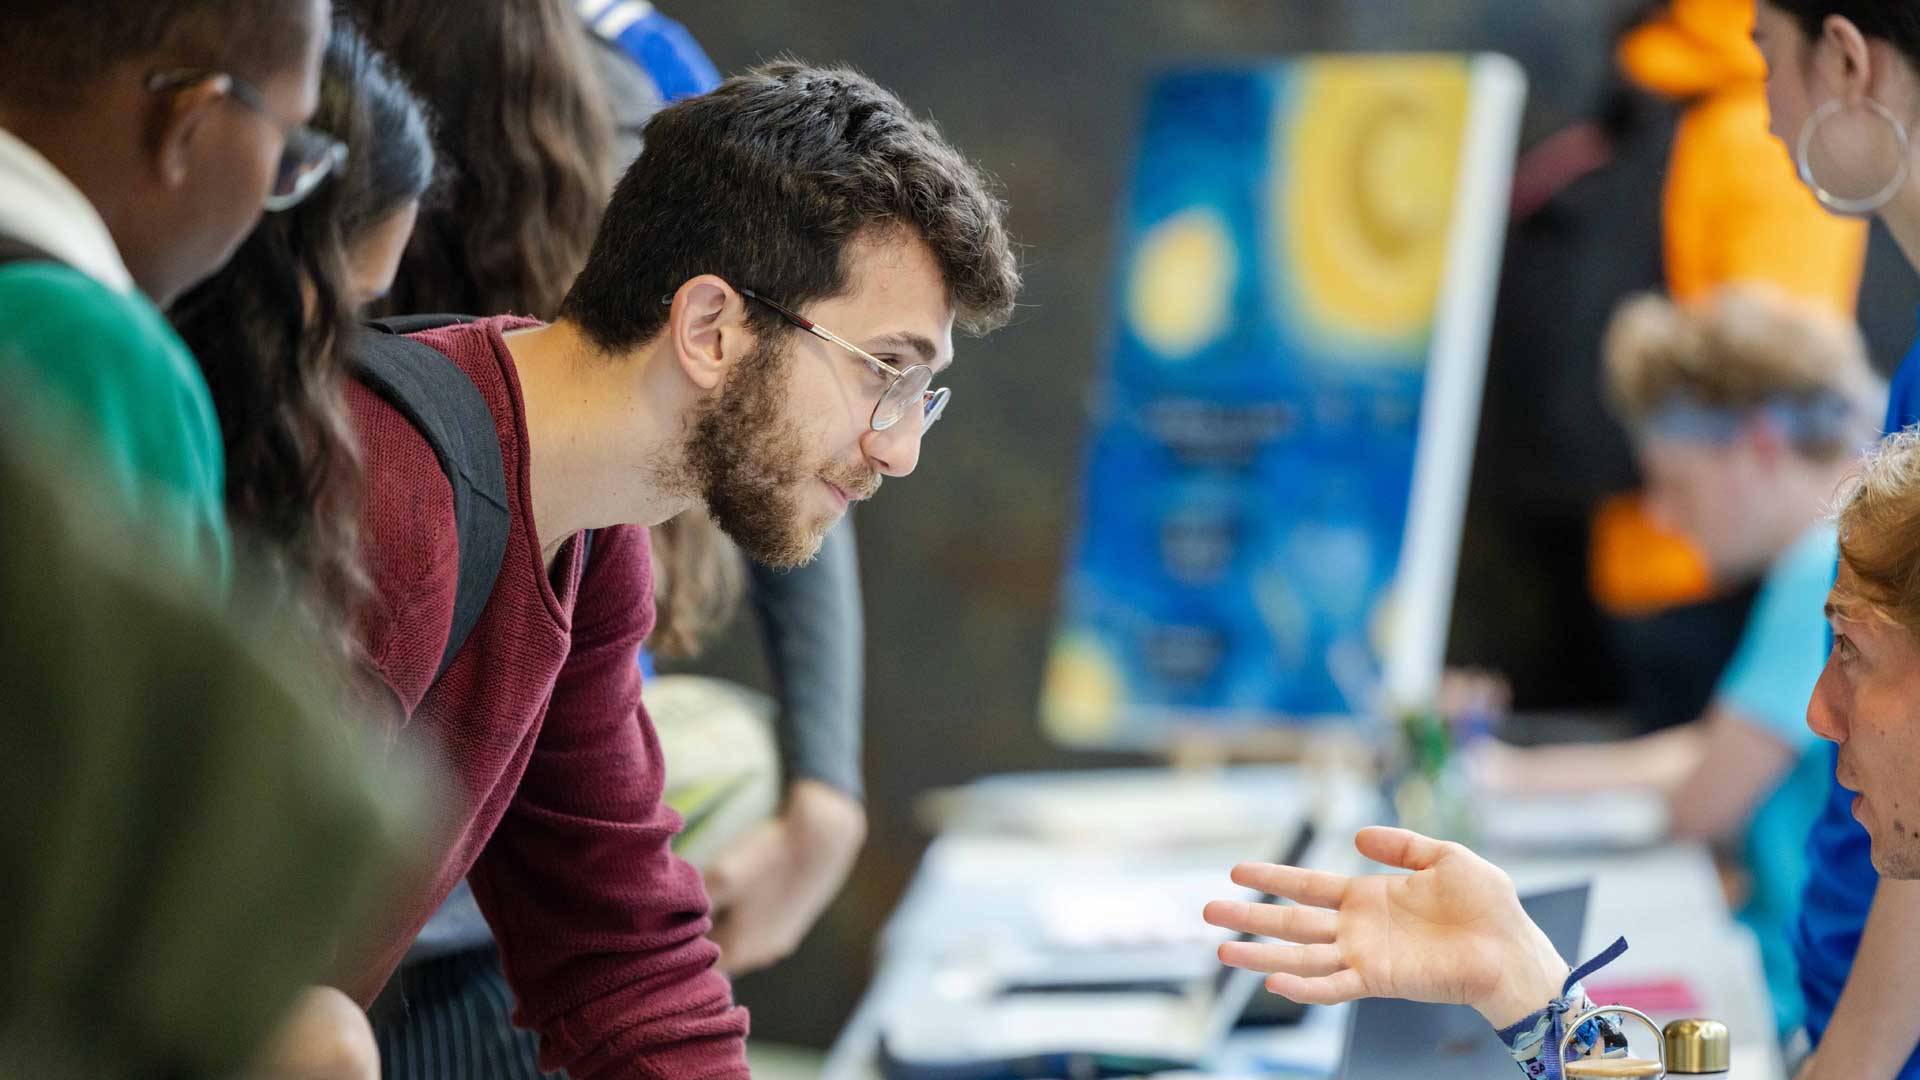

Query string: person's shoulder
[404,314,534,356]
[1889,345,1920,432]
[0,260,140,316]
[343,375,458,556]
[342,319,531,546]
[0,264,222,502]
[344,376,459,691]
[0,264,191,370]
[585,25,664,119]
[400,315,540,410]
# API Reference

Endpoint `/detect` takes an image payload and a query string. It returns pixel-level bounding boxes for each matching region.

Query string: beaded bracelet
[1494,937,1632,1079]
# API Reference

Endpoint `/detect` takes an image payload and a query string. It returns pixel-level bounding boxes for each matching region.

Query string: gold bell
[1663,1018,1730,1074]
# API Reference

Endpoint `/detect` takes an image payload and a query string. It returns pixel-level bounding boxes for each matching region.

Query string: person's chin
[799,512,837,557]
[751,517,833,570]
[1868,833,1920,880]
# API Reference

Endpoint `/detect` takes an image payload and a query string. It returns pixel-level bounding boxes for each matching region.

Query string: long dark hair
[171,18,434,647]
[347,0,615,319]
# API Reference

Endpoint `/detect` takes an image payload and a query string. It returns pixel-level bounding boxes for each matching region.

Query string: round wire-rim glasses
[739,288,950,432]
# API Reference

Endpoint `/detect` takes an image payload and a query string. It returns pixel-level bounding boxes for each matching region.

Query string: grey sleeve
[583,32,659,171]
[749,516,865,803]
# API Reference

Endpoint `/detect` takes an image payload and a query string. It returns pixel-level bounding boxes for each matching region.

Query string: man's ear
[146,74,232,190]
[668,275,748,393]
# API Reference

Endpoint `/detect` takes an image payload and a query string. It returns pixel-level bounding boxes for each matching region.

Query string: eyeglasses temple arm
[741,288,910,379]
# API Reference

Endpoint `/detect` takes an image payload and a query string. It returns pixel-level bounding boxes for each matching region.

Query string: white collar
[0,125,137,295]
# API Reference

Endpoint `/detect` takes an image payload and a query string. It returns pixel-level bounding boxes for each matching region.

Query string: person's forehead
[1829,564,1861,615]
[1825,583,1854,624]
[819,232,957,369]
[1828,566,1894,636]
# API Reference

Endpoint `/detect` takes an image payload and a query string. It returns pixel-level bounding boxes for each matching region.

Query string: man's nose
[1806,664,1848,744]
[861,415,924,478]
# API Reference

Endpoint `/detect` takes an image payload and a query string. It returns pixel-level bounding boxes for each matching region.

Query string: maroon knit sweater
[342,317,749,1078]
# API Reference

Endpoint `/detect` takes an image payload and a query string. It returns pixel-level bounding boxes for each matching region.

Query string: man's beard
[683,337,875,568]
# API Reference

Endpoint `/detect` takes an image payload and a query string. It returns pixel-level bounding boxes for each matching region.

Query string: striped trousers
[372,947,563,1080]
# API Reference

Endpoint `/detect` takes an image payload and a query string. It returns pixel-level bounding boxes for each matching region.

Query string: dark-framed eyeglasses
[146,69,348,212]
[739,288,950,433]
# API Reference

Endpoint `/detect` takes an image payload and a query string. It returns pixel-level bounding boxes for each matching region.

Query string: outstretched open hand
[1203,827,1568,1027]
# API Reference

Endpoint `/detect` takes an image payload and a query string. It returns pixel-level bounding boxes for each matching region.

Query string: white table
[825,770,1783,1080]
[1501,845,1784,1080]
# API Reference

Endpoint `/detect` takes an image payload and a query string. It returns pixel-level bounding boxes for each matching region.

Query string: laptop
[879,822,1318,1079]
[1336,883,1591,1080]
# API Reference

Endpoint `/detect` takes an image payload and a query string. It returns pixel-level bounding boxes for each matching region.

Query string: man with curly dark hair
[341,60,1020,1078]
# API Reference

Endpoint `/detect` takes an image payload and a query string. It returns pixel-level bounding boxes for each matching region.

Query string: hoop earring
[1796,97,1912,215]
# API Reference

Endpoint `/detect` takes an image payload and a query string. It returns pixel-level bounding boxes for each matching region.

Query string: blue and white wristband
[1495,937,1632,1079]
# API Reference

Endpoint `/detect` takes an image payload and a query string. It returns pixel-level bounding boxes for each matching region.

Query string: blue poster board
[1042,56,1525,748]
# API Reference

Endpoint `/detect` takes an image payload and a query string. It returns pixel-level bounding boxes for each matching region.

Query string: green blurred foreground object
[0,428,426,1078]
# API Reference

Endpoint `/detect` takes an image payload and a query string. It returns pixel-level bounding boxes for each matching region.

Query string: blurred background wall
[659,0,1919,1046]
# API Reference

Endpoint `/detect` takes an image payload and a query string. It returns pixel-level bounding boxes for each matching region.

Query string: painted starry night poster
[1042,56,1525,748]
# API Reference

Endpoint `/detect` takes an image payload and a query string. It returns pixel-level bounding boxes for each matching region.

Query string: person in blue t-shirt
[1753,2,1920,1076]
[1477,286,1884,1037]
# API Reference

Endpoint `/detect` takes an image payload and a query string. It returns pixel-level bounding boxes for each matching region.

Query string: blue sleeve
[1885,335,1920,436]
[1712,525,1835,747]
[578,2,721,103]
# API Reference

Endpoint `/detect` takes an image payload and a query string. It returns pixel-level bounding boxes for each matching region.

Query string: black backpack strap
[352,316,509,681]
[367,313,479,336]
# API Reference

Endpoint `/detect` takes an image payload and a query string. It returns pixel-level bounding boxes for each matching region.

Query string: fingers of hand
[1266,968,1368,1006]
[704,848,755,907]
[716,922,798,977]
[1229,862,1348,908]
[1202,899,1337,944]
[1217,939,1346,978]
[724,945,775,978]
[704,873,738,909]
[1353,826,1454,872]
[709,913,740,959]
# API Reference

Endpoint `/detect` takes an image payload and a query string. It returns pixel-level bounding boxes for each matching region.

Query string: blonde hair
[1835,430,1920,639]
[1603,285,1883,461]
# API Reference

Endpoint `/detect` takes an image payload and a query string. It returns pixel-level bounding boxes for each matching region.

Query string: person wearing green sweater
[0,0,342,581]
[0,3,416,1077]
